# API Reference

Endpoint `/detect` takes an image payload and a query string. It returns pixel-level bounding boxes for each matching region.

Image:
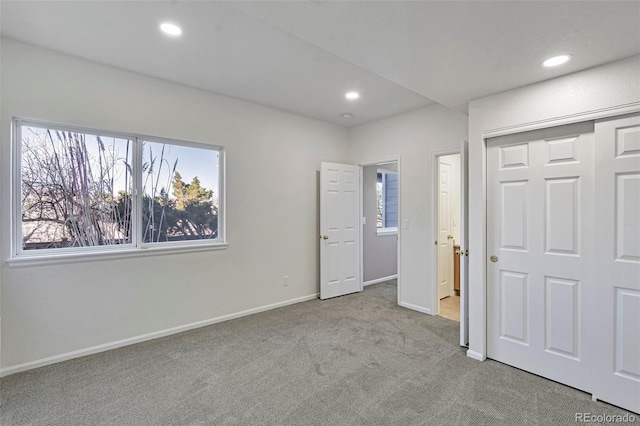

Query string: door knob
[490,255,498,263]
[447,234,454,240]
[320,235,329,240]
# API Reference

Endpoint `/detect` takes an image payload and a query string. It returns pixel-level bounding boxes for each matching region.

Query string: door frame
[357,156,402,304]
[468,102,640,361]
[430,149,461,317]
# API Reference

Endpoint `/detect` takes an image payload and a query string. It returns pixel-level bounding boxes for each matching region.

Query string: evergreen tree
[168,172,217,239]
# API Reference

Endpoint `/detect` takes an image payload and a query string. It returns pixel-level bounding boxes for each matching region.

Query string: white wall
[467,55,640,359]
[349,105,469,313]
[362,165,397,282]
[0,39,350,371]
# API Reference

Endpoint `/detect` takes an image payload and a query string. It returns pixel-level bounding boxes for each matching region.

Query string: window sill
[376,227,398,236]
[7,242,229,268]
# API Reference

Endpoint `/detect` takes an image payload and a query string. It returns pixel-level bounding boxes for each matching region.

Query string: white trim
[7,243,229,267]
[11,120,21,261]
[218,147,227,244]
[363,274,398,287]
[132,126,143,251]
[474,102,640,361]
[398,301,432,315]
[376,227,397,236]
[466,349,485,361]
[397,157,402,306]
[0,293,318,377]
[459,141,470,348]
[359,165,364,293]
[482,102,640,139]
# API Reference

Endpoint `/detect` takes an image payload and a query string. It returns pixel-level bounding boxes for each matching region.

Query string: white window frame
[376,168,398,236]
[9,117,227,266]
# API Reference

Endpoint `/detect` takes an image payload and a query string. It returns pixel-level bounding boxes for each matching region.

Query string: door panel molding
[320,162,361,299]
[487,124,595,395]
[591,114,640,413]
[473,103,640,362]
[485,112,640,413]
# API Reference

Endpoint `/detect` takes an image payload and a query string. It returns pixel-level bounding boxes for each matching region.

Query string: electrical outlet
[283,275,289,286]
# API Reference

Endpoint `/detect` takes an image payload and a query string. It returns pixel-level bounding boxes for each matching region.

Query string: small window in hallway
[376,168,398,234]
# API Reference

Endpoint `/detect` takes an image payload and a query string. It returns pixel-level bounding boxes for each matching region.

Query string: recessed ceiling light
[345,91,360,100]
[542,54,572,67]
[341,113,353,119]
[160,22,182,37]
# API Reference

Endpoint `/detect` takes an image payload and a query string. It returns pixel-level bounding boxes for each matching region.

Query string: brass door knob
[321,235,329,240]
[490,255,498,263]
[447,234,454,240]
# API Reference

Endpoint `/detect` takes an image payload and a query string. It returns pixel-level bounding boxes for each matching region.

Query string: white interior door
[320,162,361,300]
[592,114,640,413]
[437,160,453,300]
[487,122,595,394]
[460,141,469,346]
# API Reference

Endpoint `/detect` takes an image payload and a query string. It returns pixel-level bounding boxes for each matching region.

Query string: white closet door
[487,122,595,393]
[592,114,640,413]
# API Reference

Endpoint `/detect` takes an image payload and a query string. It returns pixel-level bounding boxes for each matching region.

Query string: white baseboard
[0,293,318,378]
[398,301,432,315]
[363,274,398,287]
[466,349,485,361]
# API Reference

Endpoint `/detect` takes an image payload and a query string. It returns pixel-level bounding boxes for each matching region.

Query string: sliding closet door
[487,114,640,414]
[487,122,595,393]
[592,113,640,413]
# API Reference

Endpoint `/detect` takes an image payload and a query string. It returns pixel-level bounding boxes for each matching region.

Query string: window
[13,119,225,261]
[376,169,398,235]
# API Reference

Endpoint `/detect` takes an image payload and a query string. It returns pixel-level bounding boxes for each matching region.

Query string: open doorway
[319,159,401,301]
[361,160,399,293]
[435,153,461,322]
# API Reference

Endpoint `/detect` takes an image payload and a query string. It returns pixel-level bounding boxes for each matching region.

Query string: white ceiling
[235,1,640,112]
[2,1,639,127]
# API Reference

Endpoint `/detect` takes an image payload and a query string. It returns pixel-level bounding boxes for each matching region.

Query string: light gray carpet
[0,281,634,425]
